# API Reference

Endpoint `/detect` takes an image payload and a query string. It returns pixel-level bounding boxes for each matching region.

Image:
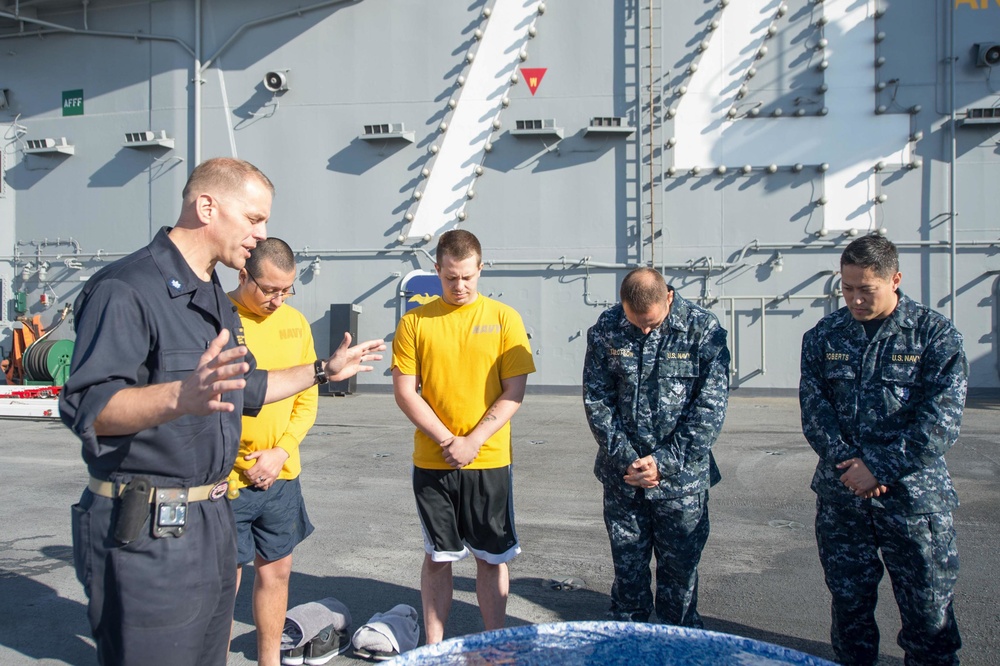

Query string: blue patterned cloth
[583,293,729,500]
[384,621,837,665]
[799,291,967,514]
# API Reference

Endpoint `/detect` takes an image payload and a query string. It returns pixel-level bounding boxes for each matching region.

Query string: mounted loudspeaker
[975,43,1000,68]
[263,71,288,92]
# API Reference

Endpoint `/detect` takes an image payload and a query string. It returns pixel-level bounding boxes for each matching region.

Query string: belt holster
[113,477,151,545]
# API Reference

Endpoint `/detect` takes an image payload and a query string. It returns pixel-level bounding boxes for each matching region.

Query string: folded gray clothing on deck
[281,597,352,650]
[351,604,420,656]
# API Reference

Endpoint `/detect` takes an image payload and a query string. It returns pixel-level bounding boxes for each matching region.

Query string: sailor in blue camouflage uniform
[583,267,729,627]
[799,234,967,666]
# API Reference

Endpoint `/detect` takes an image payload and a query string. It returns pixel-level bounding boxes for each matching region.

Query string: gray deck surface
[2,393,997,665]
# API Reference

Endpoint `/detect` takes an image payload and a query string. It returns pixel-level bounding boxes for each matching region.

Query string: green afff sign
[62,89,84,116]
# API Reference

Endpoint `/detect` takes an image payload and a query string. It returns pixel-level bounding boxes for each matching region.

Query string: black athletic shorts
[412,466,520,564]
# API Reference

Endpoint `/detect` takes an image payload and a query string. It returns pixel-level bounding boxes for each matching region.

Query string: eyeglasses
[245,268,295,300]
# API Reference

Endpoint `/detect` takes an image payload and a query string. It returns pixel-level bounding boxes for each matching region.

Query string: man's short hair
[246,238,295,274]
[840,234,899,279]
[182,157,275,203]
[620,267,669,312]
[436,229,482,265]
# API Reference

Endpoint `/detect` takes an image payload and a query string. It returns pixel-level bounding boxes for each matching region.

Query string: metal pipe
[733,239,759,264]
[700,293,838,302]
[485,257,740,271]
[0,13,195,56]
[1,1,356,167]
[728,299,736,376]
[647,0,655,266]
[486,257,633,270]
[1,246,439,272]
[994,276,1000,381]
[949,0,958,322]
[8,241,996,270]
[745,239,999,250]
[200,0,358,71]
[5,251,132,262]
[297,246,437,264]
[0,251,612,266]
[193,0,358,161]
[696,293,840,381]
[630,3,643,270]
[18,238,83,253]
[582,271,615,308]
[760,297,766,374]
[194,0,201,165]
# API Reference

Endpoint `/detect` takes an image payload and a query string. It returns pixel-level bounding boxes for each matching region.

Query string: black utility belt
[88,477,229,544]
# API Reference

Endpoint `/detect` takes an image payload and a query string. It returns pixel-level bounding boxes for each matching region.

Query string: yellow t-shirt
[228,298,319,488]
[392,295,536,470]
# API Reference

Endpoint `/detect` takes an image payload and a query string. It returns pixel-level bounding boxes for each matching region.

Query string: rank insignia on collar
[170,278,182,290]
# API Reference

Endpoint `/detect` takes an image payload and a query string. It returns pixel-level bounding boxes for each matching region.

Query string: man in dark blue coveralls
[59,157,385,666]
[583,267,729,627]
[800,234,967,666]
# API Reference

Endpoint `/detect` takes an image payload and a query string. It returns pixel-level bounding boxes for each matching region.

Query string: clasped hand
[624,455,660,489]
[244,447,289,491]
[837,458,889,499]
[440,436,481,469]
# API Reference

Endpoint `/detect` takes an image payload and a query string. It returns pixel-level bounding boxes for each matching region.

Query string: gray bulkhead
[0,0,998,390]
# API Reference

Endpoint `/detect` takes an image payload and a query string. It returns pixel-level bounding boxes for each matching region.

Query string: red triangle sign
[520,68,547,96]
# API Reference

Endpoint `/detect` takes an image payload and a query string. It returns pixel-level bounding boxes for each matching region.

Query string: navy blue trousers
[603,487,709,627]
[815,498,961,666]
[72,489,237,666]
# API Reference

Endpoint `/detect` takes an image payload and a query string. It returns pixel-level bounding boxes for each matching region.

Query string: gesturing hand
[177,329,249,415]
[322,333,387,382]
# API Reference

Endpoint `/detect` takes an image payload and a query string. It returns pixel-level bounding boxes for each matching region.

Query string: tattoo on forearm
[479,404,499,425]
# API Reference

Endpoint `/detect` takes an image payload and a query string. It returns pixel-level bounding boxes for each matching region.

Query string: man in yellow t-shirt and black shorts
[391,229,535,645]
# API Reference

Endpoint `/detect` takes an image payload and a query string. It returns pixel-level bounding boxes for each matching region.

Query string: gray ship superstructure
[1,0,998,391]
